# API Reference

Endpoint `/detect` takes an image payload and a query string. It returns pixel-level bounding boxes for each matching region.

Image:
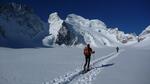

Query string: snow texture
[0,45,150,84]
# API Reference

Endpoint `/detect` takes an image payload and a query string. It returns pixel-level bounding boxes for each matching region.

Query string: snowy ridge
[139,25,150,39]
[43,50,124,84]
[48,12,63,41]
[134,36,150,49]
[0,3,149,48]
[43,12,137,47]
[133,25,150,47]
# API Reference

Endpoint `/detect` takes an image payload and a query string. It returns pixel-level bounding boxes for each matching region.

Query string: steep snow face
[65,14,107,30]
[140,25,150,37]
[43,12,137,47]
[135,25,150,43]
[64,14,119,47]
[48,12,63,38]
[0,3,48,47]
[43,12,64,46]
[134,25,150,48]
[134,36,150,49]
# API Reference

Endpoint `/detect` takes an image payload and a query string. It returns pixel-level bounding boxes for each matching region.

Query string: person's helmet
[87,44,90,47]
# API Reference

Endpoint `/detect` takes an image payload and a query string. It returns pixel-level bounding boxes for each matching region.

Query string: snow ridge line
[43,50,124,84]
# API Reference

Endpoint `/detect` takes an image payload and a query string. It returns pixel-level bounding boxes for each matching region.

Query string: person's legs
[84,56,88,70]
[87,56,91,70]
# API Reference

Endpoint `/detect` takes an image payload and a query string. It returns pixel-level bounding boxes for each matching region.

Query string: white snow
[48,12,63,38]
[43,12,63,46]
[94,47,150,84]
[43,12,137,47]
[134,37,150,49]
[140,25,150,37]
[0,47,114,84]
[0,5,150,84]
[0,44,150,84]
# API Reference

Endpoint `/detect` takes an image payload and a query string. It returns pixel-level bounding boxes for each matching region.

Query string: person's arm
[91,48,95,54]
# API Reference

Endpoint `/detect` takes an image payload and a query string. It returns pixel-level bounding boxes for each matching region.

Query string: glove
[92,51,95,54]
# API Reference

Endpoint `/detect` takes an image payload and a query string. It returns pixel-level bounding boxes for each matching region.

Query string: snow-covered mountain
[43,12,137,47]
[134,25,150,48]
[0,3,48,47]
[0,2,148,48]
[139,25,150,39]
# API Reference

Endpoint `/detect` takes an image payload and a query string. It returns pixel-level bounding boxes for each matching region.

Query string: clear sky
[0,0,150,34]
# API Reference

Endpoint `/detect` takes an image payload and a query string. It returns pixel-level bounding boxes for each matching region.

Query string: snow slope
[134,25,150,48]
[140,25,150,37]
[0,46,150,84]
[0,47,114,84]
[94,47,150,84]
[43,12,137,47]
[49,50,124,84]
[134,37,150,49]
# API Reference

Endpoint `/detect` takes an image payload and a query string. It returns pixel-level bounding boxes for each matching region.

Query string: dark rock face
[0,25,5,38]
[56,22,86,45]
[0,3,48,48]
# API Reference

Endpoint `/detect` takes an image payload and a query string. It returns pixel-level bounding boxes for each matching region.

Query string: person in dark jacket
[83,44,95,71]
[116,46,119,53]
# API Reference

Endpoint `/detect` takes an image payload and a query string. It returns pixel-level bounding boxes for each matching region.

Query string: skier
[83,44,95,71]
[116,46,119,53]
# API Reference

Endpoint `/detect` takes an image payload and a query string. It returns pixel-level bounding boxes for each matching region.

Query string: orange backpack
[84,47,91,56]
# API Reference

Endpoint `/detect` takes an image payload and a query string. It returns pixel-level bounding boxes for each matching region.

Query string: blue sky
[0,0,150,34]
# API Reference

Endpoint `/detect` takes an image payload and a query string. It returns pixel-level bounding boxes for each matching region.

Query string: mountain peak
[0,2,33,14]
[43,12,139,47]
[47,12,63,41]
[0,3,47,47]
[140,25,150,38]
[48,12,61,23]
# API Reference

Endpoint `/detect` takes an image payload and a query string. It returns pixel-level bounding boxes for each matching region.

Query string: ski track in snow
[42,50,124,84]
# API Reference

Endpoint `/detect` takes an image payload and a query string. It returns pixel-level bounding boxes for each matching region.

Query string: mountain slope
[140,25,150,37]
[134,25,150,48]
[43,12,137,47]
[0,3,48,47]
